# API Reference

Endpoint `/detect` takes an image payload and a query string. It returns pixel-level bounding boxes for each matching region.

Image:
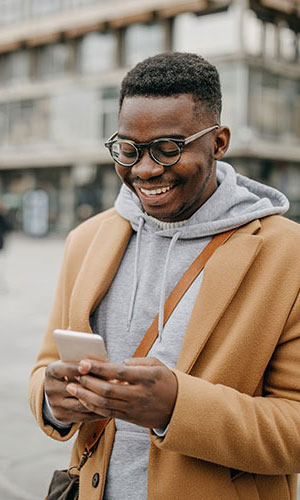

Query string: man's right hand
[45,361,103,424]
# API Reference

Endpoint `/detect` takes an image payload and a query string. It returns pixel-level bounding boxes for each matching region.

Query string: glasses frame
[104,124,220,167]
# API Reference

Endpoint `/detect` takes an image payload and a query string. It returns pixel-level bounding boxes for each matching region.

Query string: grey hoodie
[89,161,289,500]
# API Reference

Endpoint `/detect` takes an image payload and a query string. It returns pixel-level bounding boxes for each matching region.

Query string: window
[36,43,73,80]
[0,0,23,25]
[100,87,119,139]
[0,103,9,146]
[30,0,61,16]
[123,22,166,67]
[0,0,102,24]
[79,32,117,74]
[173,11,237,56]
[8,98,50,145]
[218,63,239,129]
[3,50,31,85]
[249,69,284,137]
[294,83,300,140]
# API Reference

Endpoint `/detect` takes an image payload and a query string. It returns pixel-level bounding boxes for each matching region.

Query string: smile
[139,186,172,196]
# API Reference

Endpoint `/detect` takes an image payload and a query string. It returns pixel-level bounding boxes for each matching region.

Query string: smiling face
[115,94,230,222]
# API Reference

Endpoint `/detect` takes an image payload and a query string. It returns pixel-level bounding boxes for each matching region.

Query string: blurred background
[0,0,300,498]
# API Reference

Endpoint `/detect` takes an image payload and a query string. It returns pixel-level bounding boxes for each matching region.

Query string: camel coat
[29,208,300,500]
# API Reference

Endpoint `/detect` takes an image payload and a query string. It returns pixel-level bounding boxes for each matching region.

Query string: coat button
[92,473,100,488]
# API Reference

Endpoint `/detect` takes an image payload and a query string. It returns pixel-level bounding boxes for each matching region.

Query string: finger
[68,384,129,418]
[79,360,130,382]
[45,376,81,400]
[77,375,131,401]
[124,357,164,367]
[49,393,104,423]
[79,361,159,386]
[46,361,81,381]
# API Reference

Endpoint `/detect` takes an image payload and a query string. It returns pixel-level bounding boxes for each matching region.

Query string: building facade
[0,0,299,233]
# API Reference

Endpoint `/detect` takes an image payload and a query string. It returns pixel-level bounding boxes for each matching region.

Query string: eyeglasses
[104,124,220,167]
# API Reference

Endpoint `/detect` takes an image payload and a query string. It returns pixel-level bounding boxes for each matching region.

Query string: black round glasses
[104,125,220,168]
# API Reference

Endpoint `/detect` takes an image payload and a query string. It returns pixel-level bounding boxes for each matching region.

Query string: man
[29,52,300,500]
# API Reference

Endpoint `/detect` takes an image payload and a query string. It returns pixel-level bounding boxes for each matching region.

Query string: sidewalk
[0,233,74,500]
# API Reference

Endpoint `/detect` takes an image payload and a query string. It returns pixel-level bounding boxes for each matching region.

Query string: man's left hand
[66,357,178,429]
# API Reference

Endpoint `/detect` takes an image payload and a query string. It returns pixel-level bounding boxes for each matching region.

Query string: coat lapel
[69,215,132,332]
[177,219,263,373]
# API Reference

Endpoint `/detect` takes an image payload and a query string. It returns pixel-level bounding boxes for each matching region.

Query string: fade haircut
[119,52,222,121]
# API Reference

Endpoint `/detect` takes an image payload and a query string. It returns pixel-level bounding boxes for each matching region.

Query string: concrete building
[0,0,299,233]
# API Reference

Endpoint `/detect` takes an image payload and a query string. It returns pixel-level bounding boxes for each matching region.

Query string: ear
[213,126,231,160]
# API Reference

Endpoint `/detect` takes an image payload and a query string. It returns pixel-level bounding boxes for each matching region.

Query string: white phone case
[53,329,108,362]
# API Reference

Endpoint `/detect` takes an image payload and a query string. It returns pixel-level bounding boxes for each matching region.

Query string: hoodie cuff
[43,391,72,431]
[152,424,169,437]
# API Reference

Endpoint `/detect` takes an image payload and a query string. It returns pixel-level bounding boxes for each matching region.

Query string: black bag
[46,469,79,500]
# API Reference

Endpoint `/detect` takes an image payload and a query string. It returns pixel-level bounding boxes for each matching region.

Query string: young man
[29,53,300,500]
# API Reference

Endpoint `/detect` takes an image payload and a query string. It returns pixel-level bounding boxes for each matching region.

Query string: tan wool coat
[29,208,300,500]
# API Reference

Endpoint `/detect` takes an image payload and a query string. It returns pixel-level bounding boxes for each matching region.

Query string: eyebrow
[117,133,185,141]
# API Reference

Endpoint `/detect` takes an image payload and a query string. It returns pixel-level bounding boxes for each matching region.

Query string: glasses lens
[151,139,181,165]
[111,140,138,166]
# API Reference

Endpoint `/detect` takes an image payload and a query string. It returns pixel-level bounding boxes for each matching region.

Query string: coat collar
[69,213,132,332]
[176,219,263,372]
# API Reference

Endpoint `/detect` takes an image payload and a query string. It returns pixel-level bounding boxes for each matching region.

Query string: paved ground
[1,232,300,500]
[0,233,74,500]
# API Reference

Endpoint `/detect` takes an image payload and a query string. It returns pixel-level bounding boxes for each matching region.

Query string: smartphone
[53,329,108,362]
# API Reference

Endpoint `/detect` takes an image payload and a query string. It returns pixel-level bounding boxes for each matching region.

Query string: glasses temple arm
[184,125,220,145]
[105,131,118,145]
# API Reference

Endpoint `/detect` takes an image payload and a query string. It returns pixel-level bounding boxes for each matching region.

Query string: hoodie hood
[115,161,289,340]
[115,161,289,237]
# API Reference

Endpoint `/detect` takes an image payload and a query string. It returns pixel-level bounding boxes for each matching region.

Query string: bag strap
[76,229,235,468]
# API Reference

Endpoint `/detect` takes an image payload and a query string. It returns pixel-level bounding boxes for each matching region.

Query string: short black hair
[120,52,222,120]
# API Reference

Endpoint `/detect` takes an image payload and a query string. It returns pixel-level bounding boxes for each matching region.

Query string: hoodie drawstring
[127,218,181,341]
[127,216,145,332]
[158,231,181,341]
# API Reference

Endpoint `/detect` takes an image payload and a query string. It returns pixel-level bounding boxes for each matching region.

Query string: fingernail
[66,384,77,395]
[79,360,91,373]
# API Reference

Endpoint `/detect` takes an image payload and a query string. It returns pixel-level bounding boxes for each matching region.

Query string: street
[1,232,300,499]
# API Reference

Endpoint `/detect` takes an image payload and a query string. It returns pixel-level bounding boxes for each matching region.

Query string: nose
[131,150,165,180]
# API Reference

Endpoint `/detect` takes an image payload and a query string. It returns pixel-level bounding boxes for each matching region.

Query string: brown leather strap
[84,229,235,454]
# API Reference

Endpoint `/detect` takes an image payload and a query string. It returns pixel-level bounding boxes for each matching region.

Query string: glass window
[0,103,9,146]
[280,25,296,61]
[8,98,50,145]
[218,63,239,129]
[248,69,294,138]
[100,87,119,139]
[265,23,277,58]
[30,0,61,16]
[243,9,263,56]
[79,32,117,74]
[51,88,99,144]
[0,0,23,25]
[294,83,300,140]
[123,22,166,67]
[0,0,102,24]
[173,11,237,57]
[2,50,31,85]
[36,43,73,80]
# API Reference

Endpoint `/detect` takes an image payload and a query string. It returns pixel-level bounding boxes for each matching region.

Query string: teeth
[140,186,171,196]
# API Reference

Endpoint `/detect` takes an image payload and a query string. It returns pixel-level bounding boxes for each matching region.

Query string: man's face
[115,94,220,222]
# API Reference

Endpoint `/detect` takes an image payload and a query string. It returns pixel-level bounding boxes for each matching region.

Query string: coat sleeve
[151,289,300,475]
[28,231,80,442]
